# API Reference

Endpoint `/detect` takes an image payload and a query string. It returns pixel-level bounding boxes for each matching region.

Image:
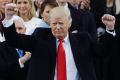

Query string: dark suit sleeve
[87,13,97,42]
[3,23,37,51]
[0,41,22,76]
[93,31,116,56]
[80,11,97,43]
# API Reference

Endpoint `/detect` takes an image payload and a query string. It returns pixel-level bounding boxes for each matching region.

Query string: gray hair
[49,6,72,23]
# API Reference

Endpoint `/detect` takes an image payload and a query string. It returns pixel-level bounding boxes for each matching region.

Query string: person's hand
[80,0,90,11]
[20,52,31,64]
[14,18,26,34]
[4,3,18,20]
[35,0,44,8]
[24,52,31,61]
[102,14,115,30]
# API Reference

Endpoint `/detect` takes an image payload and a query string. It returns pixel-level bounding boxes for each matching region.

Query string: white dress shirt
[54,34,80,80]
[24,17,42,35]
[0,32,5,42]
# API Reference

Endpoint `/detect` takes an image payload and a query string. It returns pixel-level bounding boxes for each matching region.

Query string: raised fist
[5,3,18,20]
[102,14,115,30]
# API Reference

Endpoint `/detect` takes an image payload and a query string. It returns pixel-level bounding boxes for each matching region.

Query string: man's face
[50,15,71,39]
[0,0,12,12]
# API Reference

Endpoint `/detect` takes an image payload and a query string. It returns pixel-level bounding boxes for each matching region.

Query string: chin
[56,35,64,39]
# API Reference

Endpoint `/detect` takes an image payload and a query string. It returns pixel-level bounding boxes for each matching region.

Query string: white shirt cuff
[18,58,24,68]
[0,33,5,42]
[106,29,116,36]
[2,18,14,28]
[2,15,20,28]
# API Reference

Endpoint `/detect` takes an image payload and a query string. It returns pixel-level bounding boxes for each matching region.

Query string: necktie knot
[58,39,64,42]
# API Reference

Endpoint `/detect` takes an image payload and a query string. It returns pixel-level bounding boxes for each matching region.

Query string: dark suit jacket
[99,30,120,80]
[3,23,107,80]
[68,3,97,42]
[90,1,120,80]
[0,41,29,80]
[90,0,106,28]
[90,0,120,30]
[68,3,82,32]
[0,12,5,35]
[78,10,97,42]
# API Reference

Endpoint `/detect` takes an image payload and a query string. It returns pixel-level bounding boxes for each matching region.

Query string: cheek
[44,15,47,20]
[51,28,56,36]
[17,6,20,9]
[44,13,49,19]
[44,14,49,22]
[63,26,69,33]
[52,28,56,33]
[24,5,30,11]
[27,5,31,10]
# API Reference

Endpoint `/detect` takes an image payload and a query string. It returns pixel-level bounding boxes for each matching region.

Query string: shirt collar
[56,33,69,43]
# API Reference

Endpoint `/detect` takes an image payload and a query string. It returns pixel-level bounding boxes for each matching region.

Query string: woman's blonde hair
[13,0,37,20]
[115,0,120,15]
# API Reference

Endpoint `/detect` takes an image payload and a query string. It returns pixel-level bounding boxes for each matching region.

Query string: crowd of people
[0,0,120,80]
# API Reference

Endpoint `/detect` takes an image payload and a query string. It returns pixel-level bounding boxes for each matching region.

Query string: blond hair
[115,0,120,15]
[13,0,37,20]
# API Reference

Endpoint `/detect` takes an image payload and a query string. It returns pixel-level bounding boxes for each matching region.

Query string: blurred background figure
[13,0,43,35]
[0,1,31,80]
[65,0,97,42]
[0,0,12,35]
[39,0,58,27]
[13,18,31,80]
[90,0,120,80]
[91,0,120,37]
[34,0,44,18]
[56,0,67,6]
[68,0,80,9]
[13,0,58,35]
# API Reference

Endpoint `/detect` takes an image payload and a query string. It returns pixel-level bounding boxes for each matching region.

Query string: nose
[20,3,25,8]
[56,24,61,29]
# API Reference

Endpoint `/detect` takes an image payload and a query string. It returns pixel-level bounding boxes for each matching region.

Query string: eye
[58,22,64,25]
[52,23,57,25]
[46,11,50,13]
[17,1,21,4]
[23,1,28,4]
[17,27,23,30]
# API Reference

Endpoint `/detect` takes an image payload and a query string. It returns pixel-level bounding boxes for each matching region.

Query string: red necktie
[57,39,67,80]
